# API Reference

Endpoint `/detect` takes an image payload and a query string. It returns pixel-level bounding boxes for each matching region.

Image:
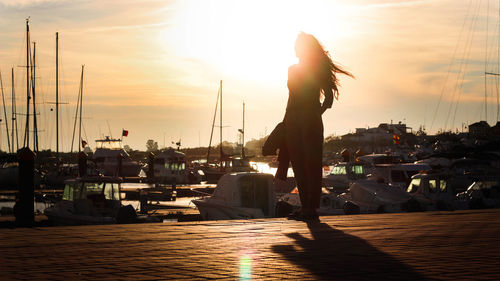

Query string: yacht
[153,149,201,184]
[202,157,256,184]
[44,175,135,225]
[93,137,142,177]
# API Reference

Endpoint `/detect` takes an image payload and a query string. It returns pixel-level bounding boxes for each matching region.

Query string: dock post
[147,152,155,181]
[15,147,36,227]
[78,151,87,177]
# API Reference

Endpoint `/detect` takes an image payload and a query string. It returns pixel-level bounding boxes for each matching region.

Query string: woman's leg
[285,115,310,209]
[302,114,324,211]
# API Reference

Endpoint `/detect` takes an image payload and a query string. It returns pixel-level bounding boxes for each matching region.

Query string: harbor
[2,0,500,280]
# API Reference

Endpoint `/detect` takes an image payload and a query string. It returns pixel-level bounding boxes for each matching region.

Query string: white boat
[153,149,201,184]
[407,173,459,211]
[278,188,346,216]
[192,172,275,220]
[323,162,368,192]
[202,157,256,184]
[456,178,500,209]
[339,179,412,213]
[93,137,142,177]
[44,176,135,225]
[370,163,432,190]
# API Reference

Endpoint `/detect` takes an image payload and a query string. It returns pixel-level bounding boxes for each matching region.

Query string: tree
[146,139,158,152]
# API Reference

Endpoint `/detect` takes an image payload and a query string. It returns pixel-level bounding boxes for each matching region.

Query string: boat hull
[44,207,116,225]
[97,163,142,177]
[193,199,266,220]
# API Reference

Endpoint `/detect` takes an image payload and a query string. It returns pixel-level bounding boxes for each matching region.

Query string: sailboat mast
[242,102,245,158]
[79,65,84,153]
[0,70,10,153]
[32,41,38,152]
[11,68,18,152]
[206,84,220,163]
[70,65,82,153]
[56,32,59,156]
[219,80,223,171]
[24,18,30,148]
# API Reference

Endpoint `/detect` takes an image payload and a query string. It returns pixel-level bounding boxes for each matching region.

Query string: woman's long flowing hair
[295,32,354,97]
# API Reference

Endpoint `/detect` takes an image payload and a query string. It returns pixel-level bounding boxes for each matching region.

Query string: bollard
[147,152,155,180]
[78,151,88,177]
[15,147,36,227]
[117,153,123,177]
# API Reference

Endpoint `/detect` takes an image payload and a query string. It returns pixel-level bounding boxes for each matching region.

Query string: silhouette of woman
[285,32,353,221]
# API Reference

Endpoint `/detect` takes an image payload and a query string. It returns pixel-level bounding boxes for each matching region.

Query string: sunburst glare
[163,0,350,83]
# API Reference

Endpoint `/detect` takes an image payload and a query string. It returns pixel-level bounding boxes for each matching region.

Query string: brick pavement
[0,209,499,280]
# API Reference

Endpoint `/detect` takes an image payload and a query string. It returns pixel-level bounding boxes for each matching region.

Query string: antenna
[106,120,113,138]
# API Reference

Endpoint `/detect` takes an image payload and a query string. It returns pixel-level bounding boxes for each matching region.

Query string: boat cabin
[220,157,253,172]
[213,173,274,216]
[153,149,201,184]
[407,173,456,210]
[61,176,122,217]
[193,173,275,220]
[372,163,432,190]
[325,162,368,191]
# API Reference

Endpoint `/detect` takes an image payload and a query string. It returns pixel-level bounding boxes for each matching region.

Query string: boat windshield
[469,181,500,198]
[331,165,347,175]
[239,175,270,216]
[165,162,186,174]
[351,165,363,174]
[407,178,421,193]
[62,182,120,201]
[232,158,250,167]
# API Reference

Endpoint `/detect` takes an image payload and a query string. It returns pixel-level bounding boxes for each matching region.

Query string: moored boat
[44,175,137,225]
[192,172,275,220]
[93,137,142,177]
[202,157,256,184]
[152,149,201,184]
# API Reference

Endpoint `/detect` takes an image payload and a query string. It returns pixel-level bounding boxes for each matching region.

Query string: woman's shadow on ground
[271,221,429,280]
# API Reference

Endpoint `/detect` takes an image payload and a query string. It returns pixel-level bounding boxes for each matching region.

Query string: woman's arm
[320,87,335,115]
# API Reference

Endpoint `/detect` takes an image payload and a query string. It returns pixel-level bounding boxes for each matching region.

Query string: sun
[164,0,349,84]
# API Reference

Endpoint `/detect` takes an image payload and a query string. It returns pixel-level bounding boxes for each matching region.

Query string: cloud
[360,0,429,9]
[81,22,170,33]
[0,0,69,8]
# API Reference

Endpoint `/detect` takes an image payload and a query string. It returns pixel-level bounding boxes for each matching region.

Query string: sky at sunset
[0,0,499,151]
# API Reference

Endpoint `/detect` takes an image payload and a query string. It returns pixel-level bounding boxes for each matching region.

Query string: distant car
[456,180,500,209]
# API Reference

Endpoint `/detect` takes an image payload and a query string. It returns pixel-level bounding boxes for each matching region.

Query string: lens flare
[239,254,252,281]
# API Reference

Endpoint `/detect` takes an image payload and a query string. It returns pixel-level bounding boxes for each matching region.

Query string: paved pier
[0,209,499,280]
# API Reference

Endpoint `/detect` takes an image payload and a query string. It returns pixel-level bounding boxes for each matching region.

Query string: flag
[122,129,129,137]
[81,140,87,148]
[393,133,400,145]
